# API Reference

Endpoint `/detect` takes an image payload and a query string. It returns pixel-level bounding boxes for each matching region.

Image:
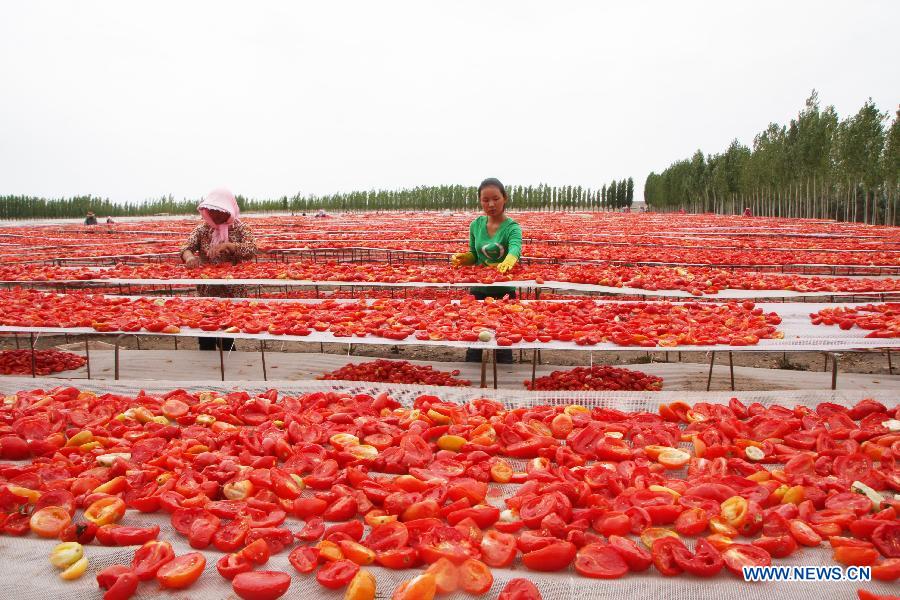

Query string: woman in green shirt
[451,178,523,363]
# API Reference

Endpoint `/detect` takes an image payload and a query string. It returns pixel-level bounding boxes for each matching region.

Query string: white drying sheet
[0,379,895,600]
[0,300,897,352]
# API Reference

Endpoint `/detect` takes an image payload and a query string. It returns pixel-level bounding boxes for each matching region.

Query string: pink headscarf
[198,188,239,247]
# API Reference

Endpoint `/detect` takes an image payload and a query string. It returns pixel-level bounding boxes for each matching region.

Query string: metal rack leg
[831,353,840,390]
[480,351,488,389]
[30,333,36,378]
[85,338,91,380]
[492,349,498,390]
[728,352,735,391]
[706,352,716,391]
[887,350,893,375]
[260,340,267,381]
[219,343,225,382]
[114,336,122,380]
[531,350,538,388]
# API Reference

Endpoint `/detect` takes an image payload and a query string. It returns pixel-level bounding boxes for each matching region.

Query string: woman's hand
[182,250,201,268]
[495,255,518,274]
[208,242,235,261]
[450,252,476,268]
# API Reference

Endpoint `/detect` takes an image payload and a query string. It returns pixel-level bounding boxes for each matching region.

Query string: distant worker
[180,188,258,351]
[84,211,98,225]
[450,177,522,364]
[743,207,753,217]
[679,207,686,214]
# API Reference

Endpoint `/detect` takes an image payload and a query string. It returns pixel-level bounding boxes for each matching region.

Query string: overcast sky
[1,1,897,204]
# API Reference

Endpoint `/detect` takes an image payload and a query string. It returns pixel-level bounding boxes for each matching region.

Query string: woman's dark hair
[478,178,508,200]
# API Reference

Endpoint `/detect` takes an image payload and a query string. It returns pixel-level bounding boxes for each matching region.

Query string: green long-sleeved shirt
[469,216,522,265]
[469,216,522,297]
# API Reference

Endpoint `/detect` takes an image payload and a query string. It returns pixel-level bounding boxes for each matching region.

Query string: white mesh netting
[0,378,896,600]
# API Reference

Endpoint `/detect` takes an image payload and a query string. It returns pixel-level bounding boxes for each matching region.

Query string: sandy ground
[3,333,895,391]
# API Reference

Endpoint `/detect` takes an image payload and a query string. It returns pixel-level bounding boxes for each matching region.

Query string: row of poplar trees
[0,181,635,219]
[644,92,900,225]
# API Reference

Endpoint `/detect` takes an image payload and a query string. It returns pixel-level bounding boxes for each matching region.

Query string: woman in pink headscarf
[180,188,258,350]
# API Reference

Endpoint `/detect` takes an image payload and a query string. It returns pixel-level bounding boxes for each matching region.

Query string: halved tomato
[721,544,772,579]
[156,552,206,589]
[575,543,629,579]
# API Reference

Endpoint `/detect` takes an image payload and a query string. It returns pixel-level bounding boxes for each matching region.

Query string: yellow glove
[495,254,518,273]
[450,252,476,267]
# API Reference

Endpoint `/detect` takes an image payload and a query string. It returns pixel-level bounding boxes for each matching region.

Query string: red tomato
[575,543,629,579]
[672,538,724,577]
[83,496,126,526]
[240,538,272,565]
[245,527,295,554]
[651,537,684,577]
[29,506,72,538]
[288,546,319,574]
[316,559,360,589]
[834,546,880,566]
[95,524,160,546]
[59,521,97,544]
[217,553,253,580]
[96,565,139,600]
[232,571,292,600]
[871,522,900,559]
[156,552,206,589]
[376,546,419,570]
[871,558,900,582]
[498,579,543,600]
[213,517,250,552]
[753,534,798,558]
[721,544,772,579]
[522,541,576,572]
[425,557,460,594]
[363,521,409,552]
[608,535,653,571]
[34,490,76,515]
[481,529,517,568]
[132,540,175,580]
[458,558,493,595]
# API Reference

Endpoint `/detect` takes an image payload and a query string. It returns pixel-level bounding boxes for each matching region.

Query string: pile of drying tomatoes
[524,366,663,392]
[2,261,899,296]
[319,360,471,387]
[810,304,900,338]
[0,349,86,376]
[4,212,899,270]
[0,386,898,599]
[0,289,784,348]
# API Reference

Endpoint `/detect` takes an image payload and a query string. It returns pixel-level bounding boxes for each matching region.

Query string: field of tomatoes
[0,289,784,348]
[0,385,898,599]
[524,366,663,391]
[810,304,900,339]
[0,349,86,376]
[319,360,471,387]
[1,261,898,296]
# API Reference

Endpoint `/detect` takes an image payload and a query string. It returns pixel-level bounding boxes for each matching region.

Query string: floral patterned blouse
[180,221,258,297]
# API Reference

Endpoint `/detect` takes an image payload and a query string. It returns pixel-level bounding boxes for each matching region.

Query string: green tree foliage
[0,181,633,219]
[644,92,897,224]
